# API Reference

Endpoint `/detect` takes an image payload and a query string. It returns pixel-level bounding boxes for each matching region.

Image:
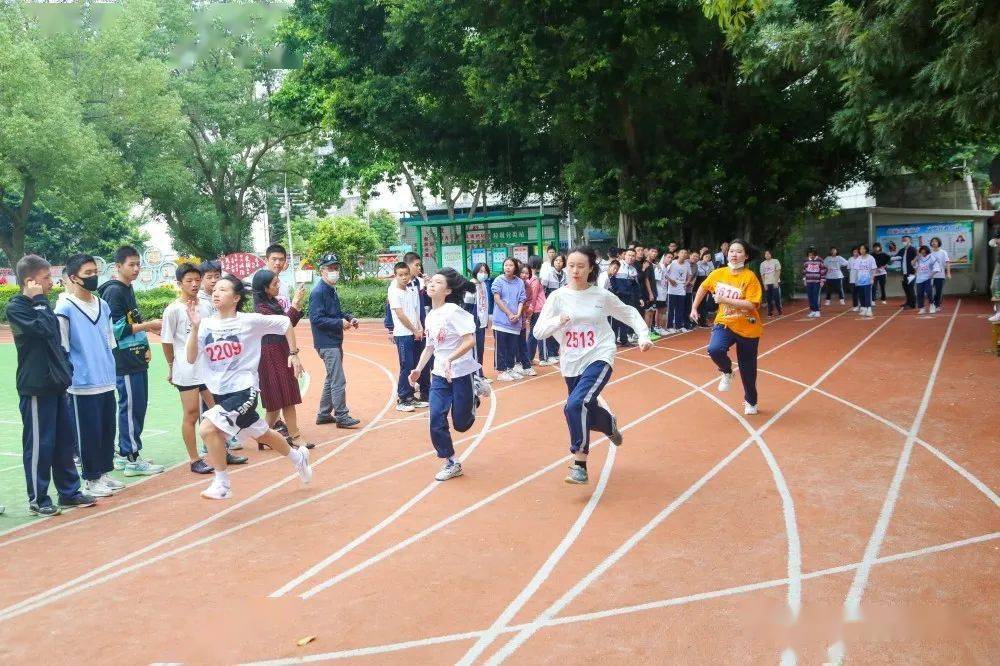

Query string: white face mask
[728,261,745,270]
[477,272,488,281]
[326,270,340,284]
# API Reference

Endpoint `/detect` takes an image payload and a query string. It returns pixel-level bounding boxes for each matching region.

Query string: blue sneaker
[123,458,165,477]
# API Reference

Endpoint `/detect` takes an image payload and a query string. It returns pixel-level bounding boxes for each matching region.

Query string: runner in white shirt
[847,248,862,310]
[186,275,312,499]
[161,263,217,475]
[534,246,653,485]
[929,236,951,311]
[410,268,491,481]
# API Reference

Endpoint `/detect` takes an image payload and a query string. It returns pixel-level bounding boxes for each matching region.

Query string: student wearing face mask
[54,254,123,500]
[310,254,361,428]
[467,263,492,378]
[690,240,764,415]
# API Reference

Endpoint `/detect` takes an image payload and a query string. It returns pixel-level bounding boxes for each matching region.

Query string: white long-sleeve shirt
[533,284,650,377]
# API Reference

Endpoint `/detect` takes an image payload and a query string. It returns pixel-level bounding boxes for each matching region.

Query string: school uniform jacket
[8,294,73,396]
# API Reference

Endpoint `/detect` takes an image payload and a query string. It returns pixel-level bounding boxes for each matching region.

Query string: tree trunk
[0,175,37,267]
[401,164,429,222]
[617,210,635,248]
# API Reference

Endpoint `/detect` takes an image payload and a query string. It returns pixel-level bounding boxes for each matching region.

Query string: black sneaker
[336,416,361,429]
[190,459,214,474]
[59,493,97,508]
[315,414,335,425]
[28,502,61,517]
[226,452,248,465]
[273,420,290,436]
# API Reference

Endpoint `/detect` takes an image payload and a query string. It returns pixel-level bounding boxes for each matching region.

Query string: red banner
[221,253,265,279]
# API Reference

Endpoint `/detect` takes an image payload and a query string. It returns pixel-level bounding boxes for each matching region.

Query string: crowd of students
[6,228,970,515]
[802,235,954,317]
[8,244,354,513]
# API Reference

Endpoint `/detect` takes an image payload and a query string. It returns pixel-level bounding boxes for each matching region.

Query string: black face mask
[76,275,99,292]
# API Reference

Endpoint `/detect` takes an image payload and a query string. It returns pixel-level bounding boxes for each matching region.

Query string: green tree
[306,215,380,278]
[0,3,120,266]
[367,209,399,251]
[276,0,562,223]
[702,0,1000,171]
[461,0,863,247]
[5,195,149,265]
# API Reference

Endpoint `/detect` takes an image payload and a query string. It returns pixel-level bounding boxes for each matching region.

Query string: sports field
[0,299,997,664]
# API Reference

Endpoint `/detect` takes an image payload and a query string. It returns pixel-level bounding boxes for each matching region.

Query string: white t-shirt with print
[196,312,290,396]
[759,259,781,286]
[665,261,690,296]
[823,255,848,279]
[388,282,422,337]
[931,249,949,278]
[161,300,203,386]
[424,303,481,379]
[653,264,669,301]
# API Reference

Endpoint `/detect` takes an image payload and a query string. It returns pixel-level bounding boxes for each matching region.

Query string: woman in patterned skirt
[252,270,314,449]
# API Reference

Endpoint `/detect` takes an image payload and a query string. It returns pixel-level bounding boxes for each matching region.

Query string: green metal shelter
[403,212,563,276]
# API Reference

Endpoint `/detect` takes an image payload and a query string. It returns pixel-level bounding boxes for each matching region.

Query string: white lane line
[461,344,810,665]
[239,532,1000,665]
[0,352,416,545]
[841,302,961,624]
[754,370,999,508]
[486,309,902,663]
[0,359,400,624]
[269,390,500,597]
[617,356,803,619]
[456,438,619,665]
[297,308,844,600]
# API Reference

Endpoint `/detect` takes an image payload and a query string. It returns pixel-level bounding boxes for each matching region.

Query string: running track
[0,299,997,664]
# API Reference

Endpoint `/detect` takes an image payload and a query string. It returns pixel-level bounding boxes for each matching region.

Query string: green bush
[299,281,387,319]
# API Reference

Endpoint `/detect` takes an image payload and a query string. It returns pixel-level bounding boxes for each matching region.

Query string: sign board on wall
[875,221,973,270]
[490,249,507,274]
[441,245,465,273]
[376,253,399,278]
[470,248,487,271]
[512,245,529,263]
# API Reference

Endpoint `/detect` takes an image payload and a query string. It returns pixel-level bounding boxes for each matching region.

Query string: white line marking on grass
[298,309,841,601]
[486,309,901,664]
[269,390,499,597]
[841,302,961,624]
[0,357,400,624]
[240,532,999,665]
[0,464,23,473]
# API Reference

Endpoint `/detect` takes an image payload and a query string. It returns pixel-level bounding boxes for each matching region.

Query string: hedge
[0,281,388,323]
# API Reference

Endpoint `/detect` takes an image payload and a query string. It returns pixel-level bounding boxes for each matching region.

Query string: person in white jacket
[533,246,653,485]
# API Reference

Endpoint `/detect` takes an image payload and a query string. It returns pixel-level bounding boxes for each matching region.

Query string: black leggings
[873,274,887,301]
[825,278,844,300]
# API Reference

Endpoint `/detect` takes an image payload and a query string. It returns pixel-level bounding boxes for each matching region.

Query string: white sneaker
[881,300,887,305]
[510,369,525,379]
[99,474,125,491]
[929,304,937,314]
[666,328,677,334]
[718,372,733,392]
[497,371,516,382]
[396,401,415,412]
[200,479,231,500]
[123,458,165,477]
[83,479,115,498]
[813,311,821,318]
[473,375,492,398]
[743,401,758,415]
[434,460,463,481]
[291,447,312,484]
[824,300,830,306]
[988,311,1000,322]
[851,306,859,312]
[918,308,926,314]
[839,299,845,305]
